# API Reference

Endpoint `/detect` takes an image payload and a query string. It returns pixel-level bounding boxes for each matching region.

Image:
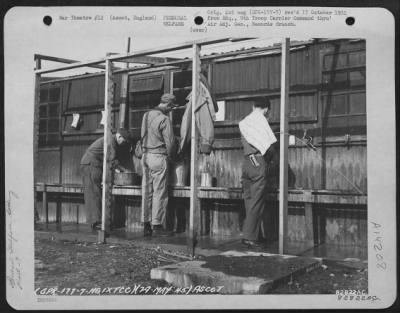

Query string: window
[321,49,366,136]
[128,74,164,134]
[171,70,194,136]
[322,92,366,117]
[322,50,366,90]
[39,86,61,147]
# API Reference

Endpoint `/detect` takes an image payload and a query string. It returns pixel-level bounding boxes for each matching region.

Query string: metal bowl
[113,171,141,186]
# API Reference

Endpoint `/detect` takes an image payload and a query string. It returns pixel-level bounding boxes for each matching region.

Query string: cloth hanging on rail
[179,74,217,155]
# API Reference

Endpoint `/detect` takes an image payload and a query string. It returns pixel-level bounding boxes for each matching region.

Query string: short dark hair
[160,93,176,104]
[253,97,271,110]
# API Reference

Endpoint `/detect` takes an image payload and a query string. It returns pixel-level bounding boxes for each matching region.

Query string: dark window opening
[38,86,61,148]
[321,49,366,137]
[128,74,165,134]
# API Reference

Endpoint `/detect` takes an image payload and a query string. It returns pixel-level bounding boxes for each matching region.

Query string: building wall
[202,39,367,193]
[35,40,367,249]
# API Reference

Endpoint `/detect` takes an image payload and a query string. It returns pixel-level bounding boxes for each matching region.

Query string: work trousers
[81,164,102,225]
[141,153,169,226]
[241,155,267,241]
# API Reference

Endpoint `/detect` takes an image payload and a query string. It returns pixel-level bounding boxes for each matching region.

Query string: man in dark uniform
[239,98,278,248]
[80,128,132,232]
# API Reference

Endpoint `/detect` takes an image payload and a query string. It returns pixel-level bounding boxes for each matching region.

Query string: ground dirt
[35,237,367,295]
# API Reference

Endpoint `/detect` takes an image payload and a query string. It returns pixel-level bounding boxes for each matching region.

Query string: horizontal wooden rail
[35,183,367,205]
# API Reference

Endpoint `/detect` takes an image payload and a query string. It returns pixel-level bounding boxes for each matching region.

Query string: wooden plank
[56,196,62,224]
[40,72,105,85]
[43,191,48,224]
[279,38,290,254]
[120,55,182,64]
[36,59,106,74]
[118,38,131,128]
[35,183,367,205]
[110,186,368,204]
[118,74,128,128]
[100,59,114,241]
[188,43,201,256]
[37,38,235,75]
[304,192,314,247]
[34,54,107,70]
[76,204,79,224]
[114,39,315,74]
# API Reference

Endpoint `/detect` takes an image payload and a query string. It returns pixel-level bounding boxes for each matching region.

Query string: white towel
[71,113,81,128]
[239,110,277,155]
[100,111,105,125]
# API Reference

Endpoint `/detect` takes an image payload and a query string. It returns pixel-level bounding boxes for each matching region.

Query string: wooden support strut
[99,59,114,243]
[188,43,201,257]
[303,191,314,248]
[279,38,290,255]
[119,37,131,128]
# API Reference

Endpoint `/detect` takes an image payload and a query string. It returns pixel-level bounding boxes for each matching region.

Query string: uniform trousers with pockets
[81,164,102,225]
[241,155,268,241]
[141,152,169,226]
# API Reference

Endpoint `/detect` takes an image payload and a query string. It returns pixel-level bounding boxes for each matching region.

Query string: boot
[144,222,152,237]
[152,225,174,237]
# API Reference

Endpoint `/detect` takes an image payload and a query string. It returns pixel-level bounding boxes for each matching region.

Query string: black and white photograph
[4,6,396,310]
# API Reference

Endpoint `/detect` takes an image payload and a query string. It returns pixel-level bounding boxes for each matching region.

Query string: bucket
[113,171,141,186]
[170,162,189,186]
[200,172,213,187]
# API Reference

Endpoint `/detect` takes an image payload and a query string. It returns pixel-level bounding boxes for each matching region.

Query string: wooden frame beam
[188,43,201,257]
[35,37,253,75]
[119,55,182,64]
[119,38,131,128]
[99,58,114,243]
[34,54,107,70]
[279,38,290,254]
[109,37,247,62]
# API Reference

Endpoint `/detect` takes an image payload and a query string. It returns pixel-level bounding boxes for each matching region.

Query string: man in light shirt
[239,97,278,248]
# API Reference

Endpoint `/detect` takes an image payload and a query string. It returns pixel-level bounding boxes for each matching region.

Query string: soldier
[140,93,177,237]
[80,128,132,233]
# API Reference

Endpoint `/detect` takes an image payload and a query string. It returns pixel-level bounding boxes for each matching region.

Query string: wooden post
[42,188,48,224]
[279,38,290,254]
[99,59,114,243]
[76,204,79,224]
[188,43,201,256]
[119,37,130,128]
[304,199,314,248]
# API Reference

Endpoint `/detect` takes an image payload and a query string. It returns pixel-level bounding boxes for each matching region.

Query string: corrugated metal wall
[213,46,318,95]
[207,40,367,193]
[197,143,366,193]
[62,74,122,110]
[61,136,98,184]
[37,150,60,183]
[198,149,243,187]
